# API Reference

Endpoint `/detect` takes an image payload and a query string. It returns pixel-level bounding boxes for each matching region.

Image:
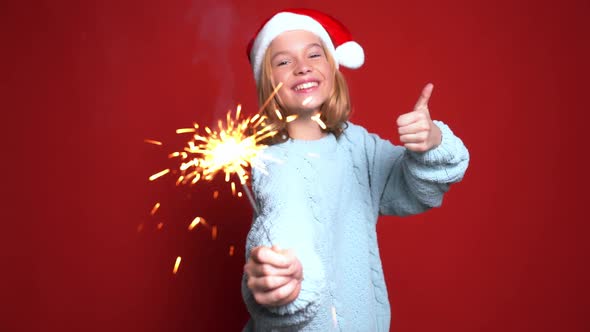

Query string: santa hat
[247,9,365,85]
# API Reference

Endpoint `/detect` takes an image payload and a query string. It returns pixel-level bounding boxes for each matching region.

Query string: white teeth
[294,82,318,91]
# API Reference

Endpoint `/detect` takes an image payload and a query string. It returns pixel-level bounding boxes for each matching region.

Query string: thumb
[414,83,434,111]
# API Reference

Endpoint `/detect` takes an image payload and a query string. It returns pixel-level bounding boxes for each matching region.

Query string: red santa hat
[247,9,365,85]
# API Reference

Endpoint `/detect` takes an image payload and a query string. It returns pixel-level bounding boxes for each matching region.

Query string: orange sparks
[168,151,188,158]
[274,109,283,120]
[144,139,162,146]
[229,245,235,256]
[160,87,284,188]
[173,256,181,274]
[311,113,327,130]
[157,222,164,230]
[250,113,261,124]
[176,128,196,134]
[285,114,298,123]
[259,82,283,111]
[188,216,204,231]
[211,225,218,240]
[149,169,170,181]
[213,190,219,199]
[238,192,243,198]
[235,104,242,120]
[231,181,236,196]
[150,202,161,216]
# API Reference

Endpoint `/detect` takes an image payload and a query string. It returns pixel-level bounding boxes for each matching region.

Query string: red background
[3,0,589,331]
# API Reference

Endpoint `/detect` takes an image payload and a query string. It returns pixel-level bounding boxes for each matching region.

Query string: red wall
[3,0,589,331]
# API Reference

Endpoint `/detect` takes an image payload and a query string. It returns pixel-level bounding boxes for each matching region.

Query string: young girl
[241,9,469,331]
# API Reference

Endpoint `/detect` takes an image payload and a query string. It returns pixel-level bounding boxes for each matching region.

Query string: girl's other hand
[244,245,303,306]
[397,83,443,152]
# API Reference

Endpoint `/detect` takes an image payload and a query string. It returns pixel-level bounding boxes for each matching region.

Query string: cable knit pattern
[242,121,469,331]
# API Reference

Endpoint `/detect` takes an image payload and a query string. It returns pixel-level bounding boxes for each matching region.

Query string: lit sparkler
[148,82,285,214]
[146,82,294,273]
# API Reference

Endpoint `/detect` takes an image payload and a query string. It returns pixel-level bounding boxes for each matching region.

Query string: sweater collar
[283,132,337,156]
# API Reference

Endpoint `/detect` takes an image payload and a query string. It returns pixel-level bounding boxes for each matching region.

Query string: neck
[286,112,326,140]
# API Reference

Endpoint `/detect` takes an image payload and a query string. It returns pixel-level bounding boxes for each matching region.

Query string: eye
[275,59,290,67]
[309,53,322,59]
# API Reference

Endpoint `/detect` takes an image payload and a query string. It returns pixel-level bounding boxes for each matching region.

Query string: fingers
[247,275,292,293]
[245,260,299,278]
[245,246,304,306]
[250,246,290,268]
[398,108,432,130]
[396,83,442,152]
[414,83,434,110]
[252,279,301,307]
[245,246,300,278]
[397,115,430,134]
[400,132,428,144]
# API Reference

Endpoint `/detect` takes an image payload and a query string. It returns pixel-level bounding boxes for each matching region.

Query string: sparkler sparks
[172,88,283,189]
[311,113,327,130]
[146,82,285,217]
[188,216,205,231]
[173,256,182,274]
[150,202,161,216]
[144,139,162,146]
[149,169,170,181]
[145,82,290,273]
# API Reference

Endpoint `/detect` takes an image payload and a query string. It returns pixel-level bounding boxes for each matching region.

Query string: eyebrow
[271,42,322,61]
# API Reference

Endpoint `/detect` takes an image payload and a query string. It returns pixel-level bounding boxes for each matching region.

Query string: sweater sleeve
[348,121,469,217]
[241,151,326,329]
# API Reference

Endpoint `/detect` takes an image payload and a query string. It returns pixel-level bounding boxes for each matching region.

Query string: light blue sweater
[242,121,469,331]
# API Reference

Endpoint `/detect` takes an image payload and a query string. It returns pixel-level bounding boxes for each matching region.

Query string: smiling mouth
[293,82,319,91]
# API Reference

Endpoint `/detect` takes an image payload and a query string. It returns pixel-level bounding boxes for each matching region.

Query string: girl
[242,9,469,331]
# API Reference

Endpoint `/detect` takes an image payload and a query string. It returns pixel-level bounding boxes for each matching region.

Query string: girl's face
[268,30,334,115]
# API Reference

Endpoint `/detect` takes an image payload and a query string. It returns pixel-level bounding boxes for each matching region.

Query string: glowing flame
[154,82,285,195]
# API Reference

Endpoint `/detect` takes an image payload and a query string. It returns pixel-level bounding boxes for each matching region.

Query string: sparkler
[148,82,285,215]
[145,81,321,273]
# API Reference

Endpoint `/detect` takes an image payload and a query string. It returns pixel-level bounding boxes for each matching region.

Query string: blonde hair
[257,41,351,145]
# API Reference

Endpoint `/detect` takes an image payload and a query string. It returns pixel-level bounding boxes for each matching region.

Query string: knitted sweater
[242,121,469,331]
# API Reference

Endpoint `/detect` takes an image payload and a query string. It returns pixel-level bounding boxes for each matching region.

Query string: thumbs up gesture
[397,83,442,152]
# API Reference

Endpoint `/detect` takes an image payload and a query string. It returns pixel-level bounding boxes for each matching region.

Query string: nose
[294,59,312,75]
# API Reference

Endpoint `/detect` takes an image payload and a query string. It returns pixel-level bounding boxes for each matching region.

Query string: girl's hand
[244,245,303,307]
[397,83,442,152]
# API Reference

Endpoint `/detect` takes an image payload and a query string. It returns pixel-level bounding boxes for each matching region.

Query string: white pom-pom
[335,41,365,69]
